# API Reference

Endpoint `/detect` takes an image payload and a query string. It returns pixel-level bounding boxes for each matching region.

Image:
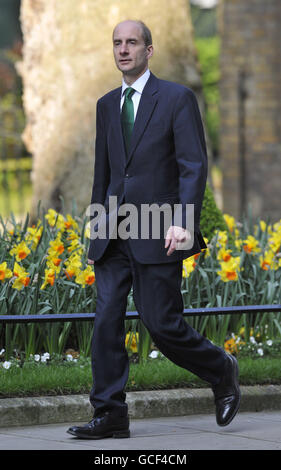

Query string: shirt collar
[121,68,150,97]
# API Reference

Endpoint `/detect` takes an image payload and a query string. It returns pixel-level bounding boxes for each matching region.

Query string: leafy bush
[200,183,229,241]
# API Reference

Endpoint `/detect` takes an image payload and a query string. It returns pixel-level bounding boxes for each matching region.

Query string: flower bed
[0,207,280,361]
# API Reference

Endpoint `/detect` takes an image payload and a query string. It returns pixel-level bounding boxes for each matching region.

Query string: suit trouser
[90,234,228,418]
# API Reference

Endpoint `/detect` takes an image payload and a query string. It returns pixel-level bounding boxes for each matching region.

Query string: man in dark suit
[67,19,240,440]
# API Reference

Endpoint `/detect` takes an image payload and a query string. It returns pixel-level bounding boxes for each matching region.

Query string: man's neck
[123,67,148,86]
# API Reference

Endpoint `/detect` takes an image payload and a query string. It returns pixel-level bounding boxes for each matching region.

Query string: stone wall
[218,0,281,222]
[16,0,207,220]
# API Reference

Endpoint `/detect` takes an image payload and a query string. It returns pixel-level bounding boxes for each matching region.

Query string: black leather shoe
[67,412,130,439]
[212,354,241,427]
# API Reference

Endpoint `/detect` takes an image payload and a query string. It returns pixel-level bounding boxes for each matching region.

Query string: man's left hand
[165,226,191,256]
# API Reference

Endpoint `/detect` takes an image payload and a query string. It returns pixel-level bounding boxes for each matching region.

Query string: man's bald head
[113,20,152,47]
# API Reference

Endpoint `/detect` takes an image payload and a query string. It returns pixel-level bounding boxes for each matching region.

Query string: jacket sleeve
[172,88,208,233]
[88,99,110,260]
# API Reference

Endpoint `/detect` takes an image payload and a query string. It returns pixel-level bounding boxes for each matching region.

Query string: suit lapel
[126,72,159,167]
[111,72,159,169]
[112,89,127,168]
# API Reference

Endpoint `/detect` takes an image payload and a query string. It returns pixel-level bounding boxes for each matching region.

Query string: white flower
[66,354,73,361]
[3,361,11,370]
[266,340,273,346]
[149,350,159,359]
[41,352,50,362]
[250,336,256,344]
[34,354,40,362]
[257,348,264,356]
[0,349,5,356]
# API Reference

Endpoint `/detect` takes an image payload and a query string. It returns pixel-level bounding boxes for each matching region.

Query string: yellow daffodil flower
[216,230,228,248]
[66,229,79,242]
[242,235,261,254]
[268,231,281,254]
[25,221,43,249]
[0,262,13,282]
[67,238,84,255]
[40,268,56,289]
[217,257,240,282]
[75,266,95,287]
[259,250,275,271]
[9,240,31,261]
[182,254,199,278]
[47,235,65,257]
[125,332,139,353]
[64,214,79,232]
[224,337,238,354]
[12,262,30,290]
[223,214,236,233]
[46,257,62,275]
[64,254,82,279]
[217,247,232,262]
[45,208,65,230]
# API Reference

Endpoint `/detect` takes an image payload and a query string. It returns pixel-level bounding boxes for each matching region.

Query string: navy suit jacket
[88,71,208,264]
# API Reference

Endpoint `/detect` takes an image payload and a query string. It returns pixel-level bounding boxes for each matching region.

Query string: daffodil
[9,240,31,261]
[217,256,240,282]
[75,266,95,287]
[12,262,30,290]
[40,268,56,289]
[25,221,43,249]
[0,262,13,282]
[242,235,261,254]
[66,229,79,242]
[64,214,79,232]
[45,208,65,230]
[224,337,238,354]
[46,257,62,275]
[268,230,281,254]
[259,250,275,271]
[64,254,82,279]
[67,238,84,255]
[223,214,236,233]
[125,332,139,353]
[216,230,228,248]
[217,247,232,262]
[182,254,198,278]
[47,235,65,257]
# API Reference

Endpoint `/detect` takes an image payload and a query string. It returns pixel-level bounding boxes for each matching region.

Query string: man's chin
[118,64,135,73]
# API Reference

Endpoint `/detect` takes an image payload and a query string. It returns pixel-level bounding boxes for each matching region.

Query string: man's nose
[120,42,129,54]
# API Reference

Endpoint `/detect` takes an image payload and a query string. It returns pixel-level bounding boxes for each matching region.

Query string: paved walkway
[0,410,280,451]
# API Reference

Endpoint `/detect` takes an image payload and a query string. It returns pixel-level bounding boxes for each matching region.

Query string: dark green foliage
[200,182,229,242]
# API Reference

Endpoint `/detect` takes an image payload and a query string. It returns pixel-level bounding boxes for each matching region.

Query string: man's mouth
[120,59,131,63]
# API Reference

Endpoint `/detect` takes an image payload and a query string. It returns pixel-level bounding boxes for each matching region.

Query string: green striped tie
[121,87,135,157]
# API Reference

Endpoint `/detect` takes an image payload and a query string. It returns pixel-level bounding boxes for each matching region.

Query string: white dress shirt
[120,68,151,120]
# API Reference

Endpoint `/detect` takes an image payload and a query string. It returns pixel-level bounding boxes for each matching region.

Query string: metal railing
[0,304,280,324]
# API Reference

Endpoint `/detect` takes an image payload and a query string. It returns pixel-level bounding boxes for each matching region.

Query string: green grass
[0,356,280,399]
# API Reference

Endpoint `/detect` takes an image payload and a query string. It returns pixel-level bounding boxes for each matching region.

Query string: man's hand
[165,226,191,256]
[88,258,95,265]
